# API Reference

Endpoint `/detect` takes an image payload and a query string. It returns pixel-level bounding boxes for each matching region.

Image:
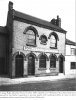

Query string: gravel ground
[0,78,76,91]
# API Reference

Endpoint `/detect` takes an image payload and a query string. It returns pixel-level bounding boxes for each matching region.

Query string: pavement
[0,74,76,86]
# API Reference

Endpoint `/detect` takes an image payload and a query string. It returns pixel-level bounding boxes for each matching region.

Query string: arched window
[39,35,47,45]
[26,30,36,46]
[48,32,59,48]
[28,55,35,75]
[39,55,46,68]
[50,35,57,48]
[50,55,56,68]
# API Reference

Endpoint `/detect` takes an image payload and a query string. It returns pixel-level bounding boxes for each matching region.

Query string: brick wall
[10,20,66,77]
[13,20,65,56]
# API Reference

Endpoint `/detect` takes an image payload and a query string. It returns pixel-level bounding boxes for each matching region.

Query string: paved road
[0,78,76,91]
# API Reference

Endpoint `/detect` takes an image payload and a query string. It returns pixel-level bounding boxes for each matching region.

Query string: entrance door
[15,55,23,77]
[39,55,46,68]
[59,57,63,73]
[28,55,35,75]
[0,57,5,75]
[50,56,56,68]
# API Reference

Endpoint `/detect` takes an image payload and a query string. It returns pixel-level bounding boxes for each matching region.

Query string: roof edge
[66,39,76,46]
[13,10,67,34]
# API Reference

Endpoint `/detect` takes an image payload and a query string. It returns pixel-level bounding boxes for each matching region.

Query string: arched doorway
[50,55,56,68]
[15,55,24,77]
[59,57,64,73]
[39,55,46,68]
[28,55,35,75]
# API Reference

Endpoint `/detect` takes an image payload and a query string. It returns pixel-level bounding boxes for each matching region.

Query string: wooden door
[15,55,23,77]
[39,55,46,68]
[28,55,35,75]
[59,57,63,73]
[50,56,56,68]
[0,57,5,75]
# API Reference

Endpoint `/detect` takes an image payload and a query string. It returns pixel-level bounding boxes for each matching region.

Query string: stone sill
[35,73,58,77]
[26,44,37,47]
[40,42,47,45]
[50,47,57,49]
[38,68,47,70]
[71,69,76,70]
[49,68,56,70]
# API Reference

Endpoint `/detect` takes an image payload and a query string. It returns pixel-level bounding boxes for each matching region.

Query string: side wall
[0,34,8,75]
[65,45,76,75]
[65,56,76,75]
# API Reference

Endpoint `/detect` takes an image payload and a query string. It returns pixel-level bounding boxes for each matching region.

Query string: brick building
[0,26,9,75]
[65,39,76,75]
[0,1,75,78]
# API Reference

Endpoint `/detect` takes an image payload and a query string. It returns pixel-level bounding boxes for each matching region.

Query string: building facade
[65,39,76,75]
[0,2,75,78]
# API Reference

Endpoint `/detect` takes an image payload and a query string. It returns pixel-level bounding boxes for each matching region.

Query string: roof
[66,39,76,46]
[13,10,66,33]
[0,26,8,34]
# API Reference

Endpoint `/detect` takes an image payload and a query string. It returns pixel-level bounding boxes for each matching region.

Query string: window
[26,30,36,46]
[40,35,47,45]
[50,35,57,48]
[71,62,76,69]
[39,55,46,68]
[50,56,56,68]
[71,48,76,55]
[48,32,59,48]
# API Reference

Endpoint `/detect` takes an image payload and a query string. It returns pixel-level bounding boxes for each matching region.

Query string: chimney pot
[57,15,59,19]
[9,1,13,11]
[56,15,61,27]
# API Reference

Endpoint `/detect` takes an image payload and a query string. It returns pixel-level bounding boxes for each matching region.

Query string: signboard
[23,46,59,53]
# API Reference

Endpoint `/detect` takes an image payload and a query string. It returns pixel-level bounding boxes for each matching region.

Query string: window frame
[50,56,56,68]
[39,35,47,45]
[26,29,36,47]
[71,62,76,69]
[39,55,46,69]
[48,32,59,49]
[71,48,76,55]
[50,35,57,49]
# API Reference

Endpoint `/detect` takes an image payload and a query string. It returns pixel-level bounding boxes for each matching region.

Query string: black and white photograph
[0,0,76,98]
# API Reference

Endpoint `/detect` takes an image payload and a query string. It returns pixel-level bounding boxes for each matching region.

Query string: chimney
[56,15,61,27]
[51,18,57,26]
[51,15,61,27]
[8,1,13,11]
[7,1,13,31]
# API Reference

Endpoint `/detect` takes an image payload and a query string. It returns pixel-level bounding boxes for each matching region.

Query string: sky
[0,0,75,42]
